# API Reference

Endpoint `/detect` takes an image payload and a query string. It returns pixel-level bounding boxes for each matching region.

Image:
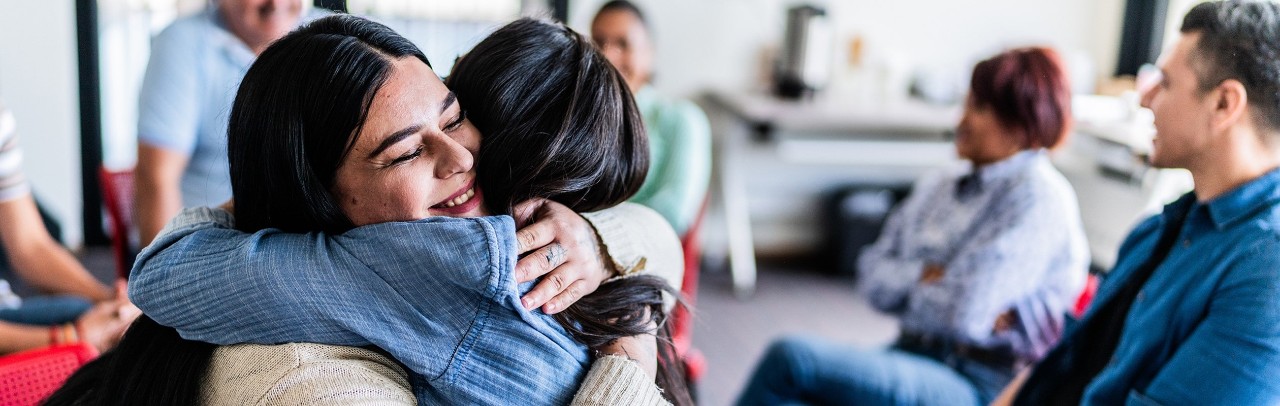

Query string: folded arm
[909,191,1085,343]
[856,185,930,314]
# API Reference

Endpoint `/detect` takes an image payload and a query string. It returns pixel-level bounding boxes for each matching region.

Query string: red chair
[0,343,98,406]
[672,198,709,383]
[98,167,135,280]
[1073,273,1100,318]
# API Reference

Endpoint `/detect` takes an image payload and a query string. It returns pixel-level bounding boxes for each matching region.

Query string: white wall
[0,1,84,247]
[568,0,1126,99]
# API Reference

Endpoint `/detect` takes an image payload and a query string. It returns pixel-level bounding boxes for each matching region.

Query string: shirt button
[1182,239,1191,248]
[1136,291,1145,301]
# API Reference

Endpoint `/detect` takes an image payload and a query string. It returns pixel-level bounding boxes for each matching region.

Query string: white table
[701,91,961,297]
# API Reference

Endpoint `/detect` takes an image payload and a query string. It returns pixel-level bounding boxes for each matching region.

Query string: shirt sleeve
[128,210,518,378]
[1137,240,1280,405]
[856,179,932,314]
[0,103,30,202]
[571,355,671,406]
[907,183,1083,343]
[136,20,202,154]
[582,203,684,290]
[638,101,711,234]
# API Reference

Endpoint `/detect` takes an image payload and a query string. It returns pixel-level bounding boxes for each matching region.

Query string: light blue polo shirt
[137,8,323,208]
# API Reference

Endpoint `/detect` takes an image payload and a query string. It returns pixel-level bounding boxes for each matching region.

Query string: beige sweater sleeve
[582,202,685,298]
[571,355,672,406]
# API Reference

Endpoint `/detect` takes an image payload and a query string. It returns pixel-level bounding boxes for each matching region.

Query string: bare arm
[0,300,138,355]
[135,143,188,247]
[0,196,110,301]
[0,320,49,354]
[990,369,1030,406]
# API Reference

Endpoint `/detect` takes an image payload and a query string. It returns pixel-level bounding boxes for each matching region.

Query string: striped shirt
[0,103,29,203]
[0,102,29,309]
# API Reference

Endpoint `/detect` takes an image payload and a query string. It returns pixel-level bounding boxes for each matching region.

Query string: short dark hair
[448,18,648,215]
[1181,0,1280,131]
[969,47,1072,150]
[229,15,430,234]
[595,0,649,29]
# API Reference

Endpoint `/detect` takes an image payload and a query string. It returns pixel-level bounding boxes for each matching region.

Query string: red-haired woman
[737,47,1089,406]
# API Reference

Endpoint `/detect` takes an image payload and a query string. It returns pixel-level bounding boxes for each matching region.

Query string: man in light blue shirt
[135,0,322,245]
[1001,1,1280,404]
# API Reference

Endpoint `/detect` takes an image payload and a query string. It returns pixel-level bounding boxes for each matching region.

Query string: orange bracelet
[49,323,79,345]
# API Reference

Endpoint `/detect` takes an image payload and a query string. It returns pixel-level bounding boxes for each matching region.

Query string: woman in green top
[591,0,711,234]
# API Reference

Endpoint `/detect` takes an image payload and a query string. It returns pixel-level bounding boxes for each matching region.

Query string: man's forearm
[134,176,182,248]
[135,144,188,247]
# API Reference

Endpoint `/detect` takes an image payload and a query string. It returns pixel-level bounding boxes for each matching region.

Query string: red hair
[969,47,1072,149]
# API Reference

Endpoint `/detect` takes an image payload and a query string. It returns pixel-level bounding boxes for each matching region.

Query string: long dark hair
[49,15,431,405]
[450,18,689,405]
[50,15,688,405]
[229,15,429,234]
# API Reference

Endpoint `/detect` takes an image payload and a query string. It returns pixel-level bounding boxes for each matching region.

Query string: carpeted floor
[689,262,899,405]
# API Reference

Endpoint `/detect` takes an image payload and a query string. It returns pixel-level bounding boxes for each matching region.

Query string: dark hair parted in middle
[969,47,1072,150]
[46,15,437,406]
[448,18,649,215]
[229,15,432,235]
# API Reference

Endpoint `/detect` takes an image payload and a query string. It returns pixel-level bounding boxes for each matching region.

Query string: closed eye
[389,145,424,166]
[444,109,467,132]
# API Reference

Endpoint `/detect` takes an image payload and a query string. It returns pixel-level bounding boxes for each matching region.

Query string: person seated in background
[134,0,324,246]
[591,0,711,235]
[0,101,137,355]
[49,16,687,406]
[997,2,1280,404]
[736,47,1088,406]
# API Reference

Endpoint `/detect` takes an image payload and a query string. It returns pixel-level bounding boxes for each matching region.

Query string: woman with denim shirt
[50,16,687,405]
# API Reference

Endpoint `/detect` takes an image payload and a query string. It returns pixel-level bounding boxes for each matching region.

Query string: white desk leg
[721,127,756,299]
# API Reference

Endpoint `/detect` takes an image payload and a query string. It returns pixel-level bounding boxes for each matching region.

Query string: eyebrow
[367,124,423,159]
[366,92,459,159]
[441,91,457,116]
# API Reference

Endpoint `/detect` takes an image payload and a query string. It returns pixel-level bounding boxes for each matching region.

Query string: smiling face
[1141,32,1218,170]
[591,9,653,93]
[331,57,486,226]
[219,0,304,54]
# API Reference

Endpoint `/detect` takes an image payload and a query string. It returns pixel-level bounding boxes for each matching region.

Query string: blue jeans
[0,295,92,325]
[737,335,1013,406]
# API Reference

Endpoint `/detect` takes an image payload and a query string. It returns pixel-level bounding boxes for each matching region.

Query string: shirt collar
[968,149,1044,183]
[1203,167,1280,229]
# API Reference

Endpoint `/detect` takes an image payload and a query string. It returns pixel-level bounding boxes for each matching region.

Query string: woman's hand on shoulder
[512,198,612,314]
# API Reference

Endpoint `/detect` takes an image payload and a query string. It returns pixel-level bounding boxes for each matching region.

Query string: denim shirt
[1070,168,1280,405]
[128,208,589,405]
[858,150,1089,358]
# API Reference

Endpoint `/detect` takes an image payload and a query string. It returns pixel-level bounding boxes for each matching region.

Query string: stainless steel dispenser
[775,4,832,100]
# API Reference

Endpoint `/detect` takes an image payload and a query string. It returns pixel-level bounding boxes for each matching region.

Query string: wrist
[49,322,80,346]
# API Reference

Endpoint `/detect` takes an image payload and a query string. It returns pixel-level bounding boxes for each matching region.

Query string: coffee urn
[775,4,832,100]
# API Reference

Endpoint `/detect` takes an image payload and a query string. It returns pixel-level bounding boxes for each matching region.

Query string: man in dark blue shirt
[997,1,1280,405]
